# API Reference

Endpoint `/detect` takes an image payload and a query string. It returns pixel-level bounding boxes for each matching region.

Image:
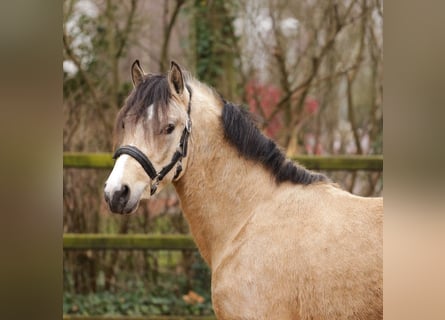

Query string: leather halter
[113,85,192,195]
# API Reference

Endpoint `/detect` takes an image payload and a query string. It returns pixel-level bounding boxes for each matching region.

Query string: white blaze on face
[104,154,129,194]
[147,104,154,121]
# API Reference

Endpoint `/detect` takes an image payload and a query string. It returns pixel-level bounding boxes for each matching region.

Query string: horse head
[104,60,192,214]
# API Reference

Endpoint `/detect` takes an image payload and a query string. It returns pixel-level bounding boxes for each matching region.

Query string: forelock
[118,74,172,133]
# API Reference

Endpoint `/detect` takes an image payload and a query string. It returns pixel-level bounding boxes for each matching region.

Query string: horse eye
[164,124,175,134]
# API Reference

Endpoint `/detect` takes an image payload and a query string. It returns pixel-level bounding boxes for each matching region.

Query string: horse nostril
[107,184,131,213]
[116,184,130,204]
[121,184,129,199]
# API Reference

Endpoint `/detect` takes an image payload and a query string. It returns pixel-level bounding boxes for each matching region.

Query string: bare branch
[270,23,347,122]
[62,29,101,108]
[266,63,359,124]
[63,0,76,21]
[344,0,369,156]
[115,0,138,59]
[160,0,186,72]
[346,74,363,154]
[375,0,383,18]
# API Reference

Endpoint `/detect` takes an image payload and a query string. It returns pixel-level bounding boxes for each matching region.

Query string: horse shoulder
[211,183,382,319]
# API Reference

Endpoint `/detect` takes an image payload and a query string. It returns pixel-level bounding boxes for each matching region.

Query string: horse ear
[131,60,145,87]
[168,61,185,95]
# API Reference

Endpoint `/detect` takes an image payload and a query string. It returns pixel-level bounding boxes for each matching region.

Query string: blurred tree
[235,0,382,194]
[160,0,187,72]
[63,0,142,293]
[193,0,241,100]
[63,0,139,151]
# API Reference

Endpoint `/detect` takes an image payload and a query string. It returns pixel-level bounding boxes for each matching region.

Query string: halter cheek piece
[113,85,192,196]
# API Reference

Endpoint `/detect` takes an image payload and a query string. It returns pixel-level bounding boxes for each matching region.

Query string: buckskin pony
[104,61,383,319]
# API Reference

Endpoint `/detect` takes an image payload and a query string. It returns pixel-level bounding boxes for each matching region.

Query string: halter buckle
[185,119,192,133]
[150,178,160,196]
[173,160,183,181]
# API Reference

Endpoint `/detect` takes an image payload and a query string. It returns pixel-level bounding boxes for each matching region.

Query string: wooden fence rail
[63,316,216,320]
[63,154,382,320]
[63,153,383,171]
[64,234,196,250]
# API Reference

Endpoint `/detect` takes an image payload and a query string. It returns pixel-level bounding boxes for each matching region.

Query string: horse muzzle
[104,182,140,214]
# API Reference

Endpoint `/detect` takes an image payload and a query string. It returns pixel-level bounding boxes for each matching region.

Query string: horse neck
[174,88,275,268]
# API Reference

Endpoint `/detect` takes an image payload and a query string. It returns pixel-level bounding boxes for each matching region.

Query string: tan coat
[105,62,383,319]
[174,82,383,319]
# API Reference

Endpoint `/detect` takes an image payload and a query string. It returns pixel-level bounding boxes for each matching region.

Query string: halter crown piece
[112,85,193,195]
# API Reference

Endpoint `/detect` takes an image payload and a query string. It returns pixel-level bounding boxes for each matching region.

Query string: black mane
[221,102,329,185]
[116,71,328,185]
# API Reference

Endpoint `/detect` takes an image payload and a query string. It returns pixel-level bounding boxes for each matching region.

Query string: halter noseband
[112,85,192,196]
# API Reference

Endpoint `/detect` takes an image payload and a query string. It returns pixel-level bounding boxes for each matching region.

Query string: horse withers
[104,60,383,319]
